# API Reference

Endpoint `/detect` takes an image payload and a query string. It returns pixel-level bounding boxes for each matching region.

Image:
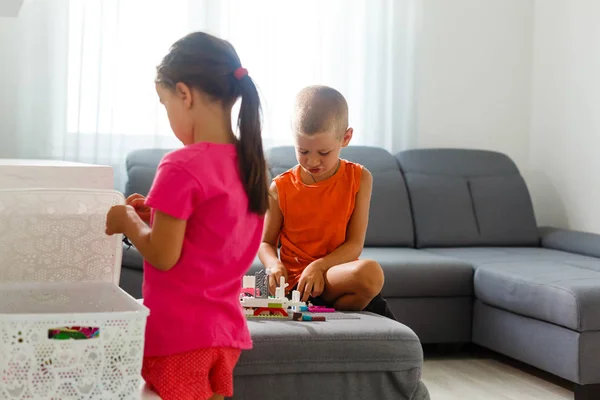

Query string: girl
[105,32,268,400]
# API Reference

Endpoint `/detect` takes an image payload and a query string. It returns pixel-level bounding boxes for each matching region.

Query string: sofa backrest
[267,146,414,247]
[125,149,172,197]
[396,148,539,248]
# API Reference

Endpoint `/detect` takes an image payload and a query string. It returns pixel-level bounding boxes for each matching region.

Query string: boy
[258,85,395,319]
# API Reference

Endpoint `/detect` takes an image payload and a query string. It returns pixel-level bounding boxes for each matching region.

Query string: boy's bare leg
[209,394,224,400]
[319,259,384,310]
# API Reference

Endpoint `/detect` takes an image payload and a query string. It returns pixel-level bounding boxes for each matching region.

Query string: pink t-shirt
[142,142,263,357]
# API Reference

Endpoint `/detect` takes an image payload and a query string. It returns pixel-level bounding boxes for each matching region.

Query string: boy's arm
[311,168,373,272]
[123,208,186,272]
[258,181,284,270]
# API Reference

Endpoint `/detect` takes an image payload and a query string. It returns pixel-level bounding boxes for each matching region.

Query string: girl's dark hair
[156,32,268,215]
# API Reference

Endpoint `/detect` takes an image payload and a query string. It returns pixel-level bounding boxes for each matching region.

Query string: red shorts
[142,347,241,400]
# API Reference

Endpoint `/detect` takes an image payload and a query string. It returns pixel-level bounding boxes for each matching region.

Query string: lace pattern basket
[0,189,149,400]
[0,189,124,284]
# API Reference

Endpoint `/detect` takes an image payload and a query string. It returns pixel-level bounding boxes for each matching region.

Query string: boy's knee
[354,260,384,296]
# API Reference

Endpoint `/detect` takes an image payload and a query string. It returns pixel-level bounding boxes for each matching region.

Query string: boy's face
[294,128,353,179]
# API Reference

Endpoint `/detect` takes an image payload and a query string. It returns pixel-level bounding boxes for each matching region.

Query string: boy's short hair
[292,86,349,137]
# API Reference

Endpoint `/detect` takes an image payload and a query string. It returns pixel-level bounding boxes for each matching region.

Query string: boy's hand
[267,263,288,296]
[126,193,151,223]
[298,262,326,302]
[106,205,136,235]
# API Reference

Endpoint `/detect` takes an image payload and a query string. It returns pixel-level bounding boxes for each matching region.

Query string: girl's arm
[121,207,186,272]
[258,181,284,270]
[311,168,373,272]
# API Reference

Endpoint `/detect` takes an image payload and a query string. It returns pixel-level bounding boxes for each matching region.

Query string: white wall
[529,0,600,232]
[416,0,534,171]
[416,0,600,232]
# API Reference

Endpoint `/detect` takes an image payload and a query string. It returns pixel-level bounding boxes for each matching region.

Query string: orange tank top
[274,159,363,289]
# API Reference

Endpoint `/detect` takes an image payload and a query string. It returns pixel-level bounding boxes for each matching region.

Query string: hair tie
[234,67,248,80]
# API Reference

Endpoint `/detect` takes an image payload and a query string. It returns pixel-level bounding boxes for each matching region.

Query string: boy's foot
[363,293,397,321]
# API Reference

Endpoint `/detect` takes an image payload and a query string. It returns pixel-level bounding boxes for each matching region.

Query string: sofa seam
[394,157,418,248]
[466,179,481,236]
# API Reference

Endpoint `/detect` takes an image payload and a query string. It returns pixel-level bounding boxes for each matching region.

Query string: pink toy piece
[308,306,335,313]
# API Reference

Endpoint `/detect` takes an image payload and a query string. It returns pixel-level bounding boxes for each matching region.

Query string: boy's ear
[175,82,193,109]
[341,128,353,148]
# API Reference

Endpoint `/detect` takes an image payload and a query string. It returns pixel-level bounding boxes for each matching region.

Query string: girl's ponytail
[237,75,268,215]
[156,32,269,215]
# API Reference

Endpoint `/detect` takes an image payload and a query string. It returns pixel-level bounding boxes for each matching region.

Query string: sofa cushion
[396,149,539,248]
[267,146,414,247]
[426,247,600,332]
[237,314,423,381]
[125,149,172,197]
[361,248,473,298]
[248,248,473,298]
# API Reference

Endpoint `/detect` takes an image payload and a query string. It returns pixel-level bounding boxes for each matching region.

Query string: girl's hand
[106,205,136,235]
[297,262,326,302]
[267,263,288,296]
[126,193,151,223]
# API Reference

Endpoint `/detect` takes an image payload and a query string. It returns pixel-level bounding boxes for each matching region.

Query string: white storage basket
[0,189,149,400]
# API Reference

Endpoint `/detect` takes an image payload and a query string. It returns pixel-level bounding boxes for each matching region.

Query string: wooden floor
[421,346,574,400]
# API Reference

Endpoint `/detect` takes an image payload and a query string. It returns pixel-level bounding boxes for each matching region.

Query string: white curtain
[1,0,417,191]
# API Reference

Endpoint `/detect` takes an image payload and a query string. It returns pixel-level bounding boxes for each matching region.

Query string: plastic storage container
[0,159,113,190]
[0,189,149,400]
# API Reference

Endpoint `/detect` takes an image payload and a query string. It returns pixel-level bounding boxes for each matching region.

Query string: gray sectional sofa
[122,146,600,399]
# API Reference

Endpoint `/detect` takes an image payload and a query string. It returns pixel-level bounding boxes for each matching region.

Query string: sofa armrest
[539,226,600,259]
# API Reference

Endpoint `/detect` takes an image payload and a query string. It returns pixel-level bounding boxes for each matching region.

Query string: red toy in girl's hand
[127,193,151,223]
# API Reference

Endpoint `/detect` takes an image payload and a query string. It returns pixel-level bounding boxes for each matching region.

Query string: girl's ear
[175,82,193,109]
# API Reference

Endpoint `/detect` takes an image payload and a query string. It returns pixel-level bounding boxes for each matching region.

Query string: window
[66,0,415,150]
